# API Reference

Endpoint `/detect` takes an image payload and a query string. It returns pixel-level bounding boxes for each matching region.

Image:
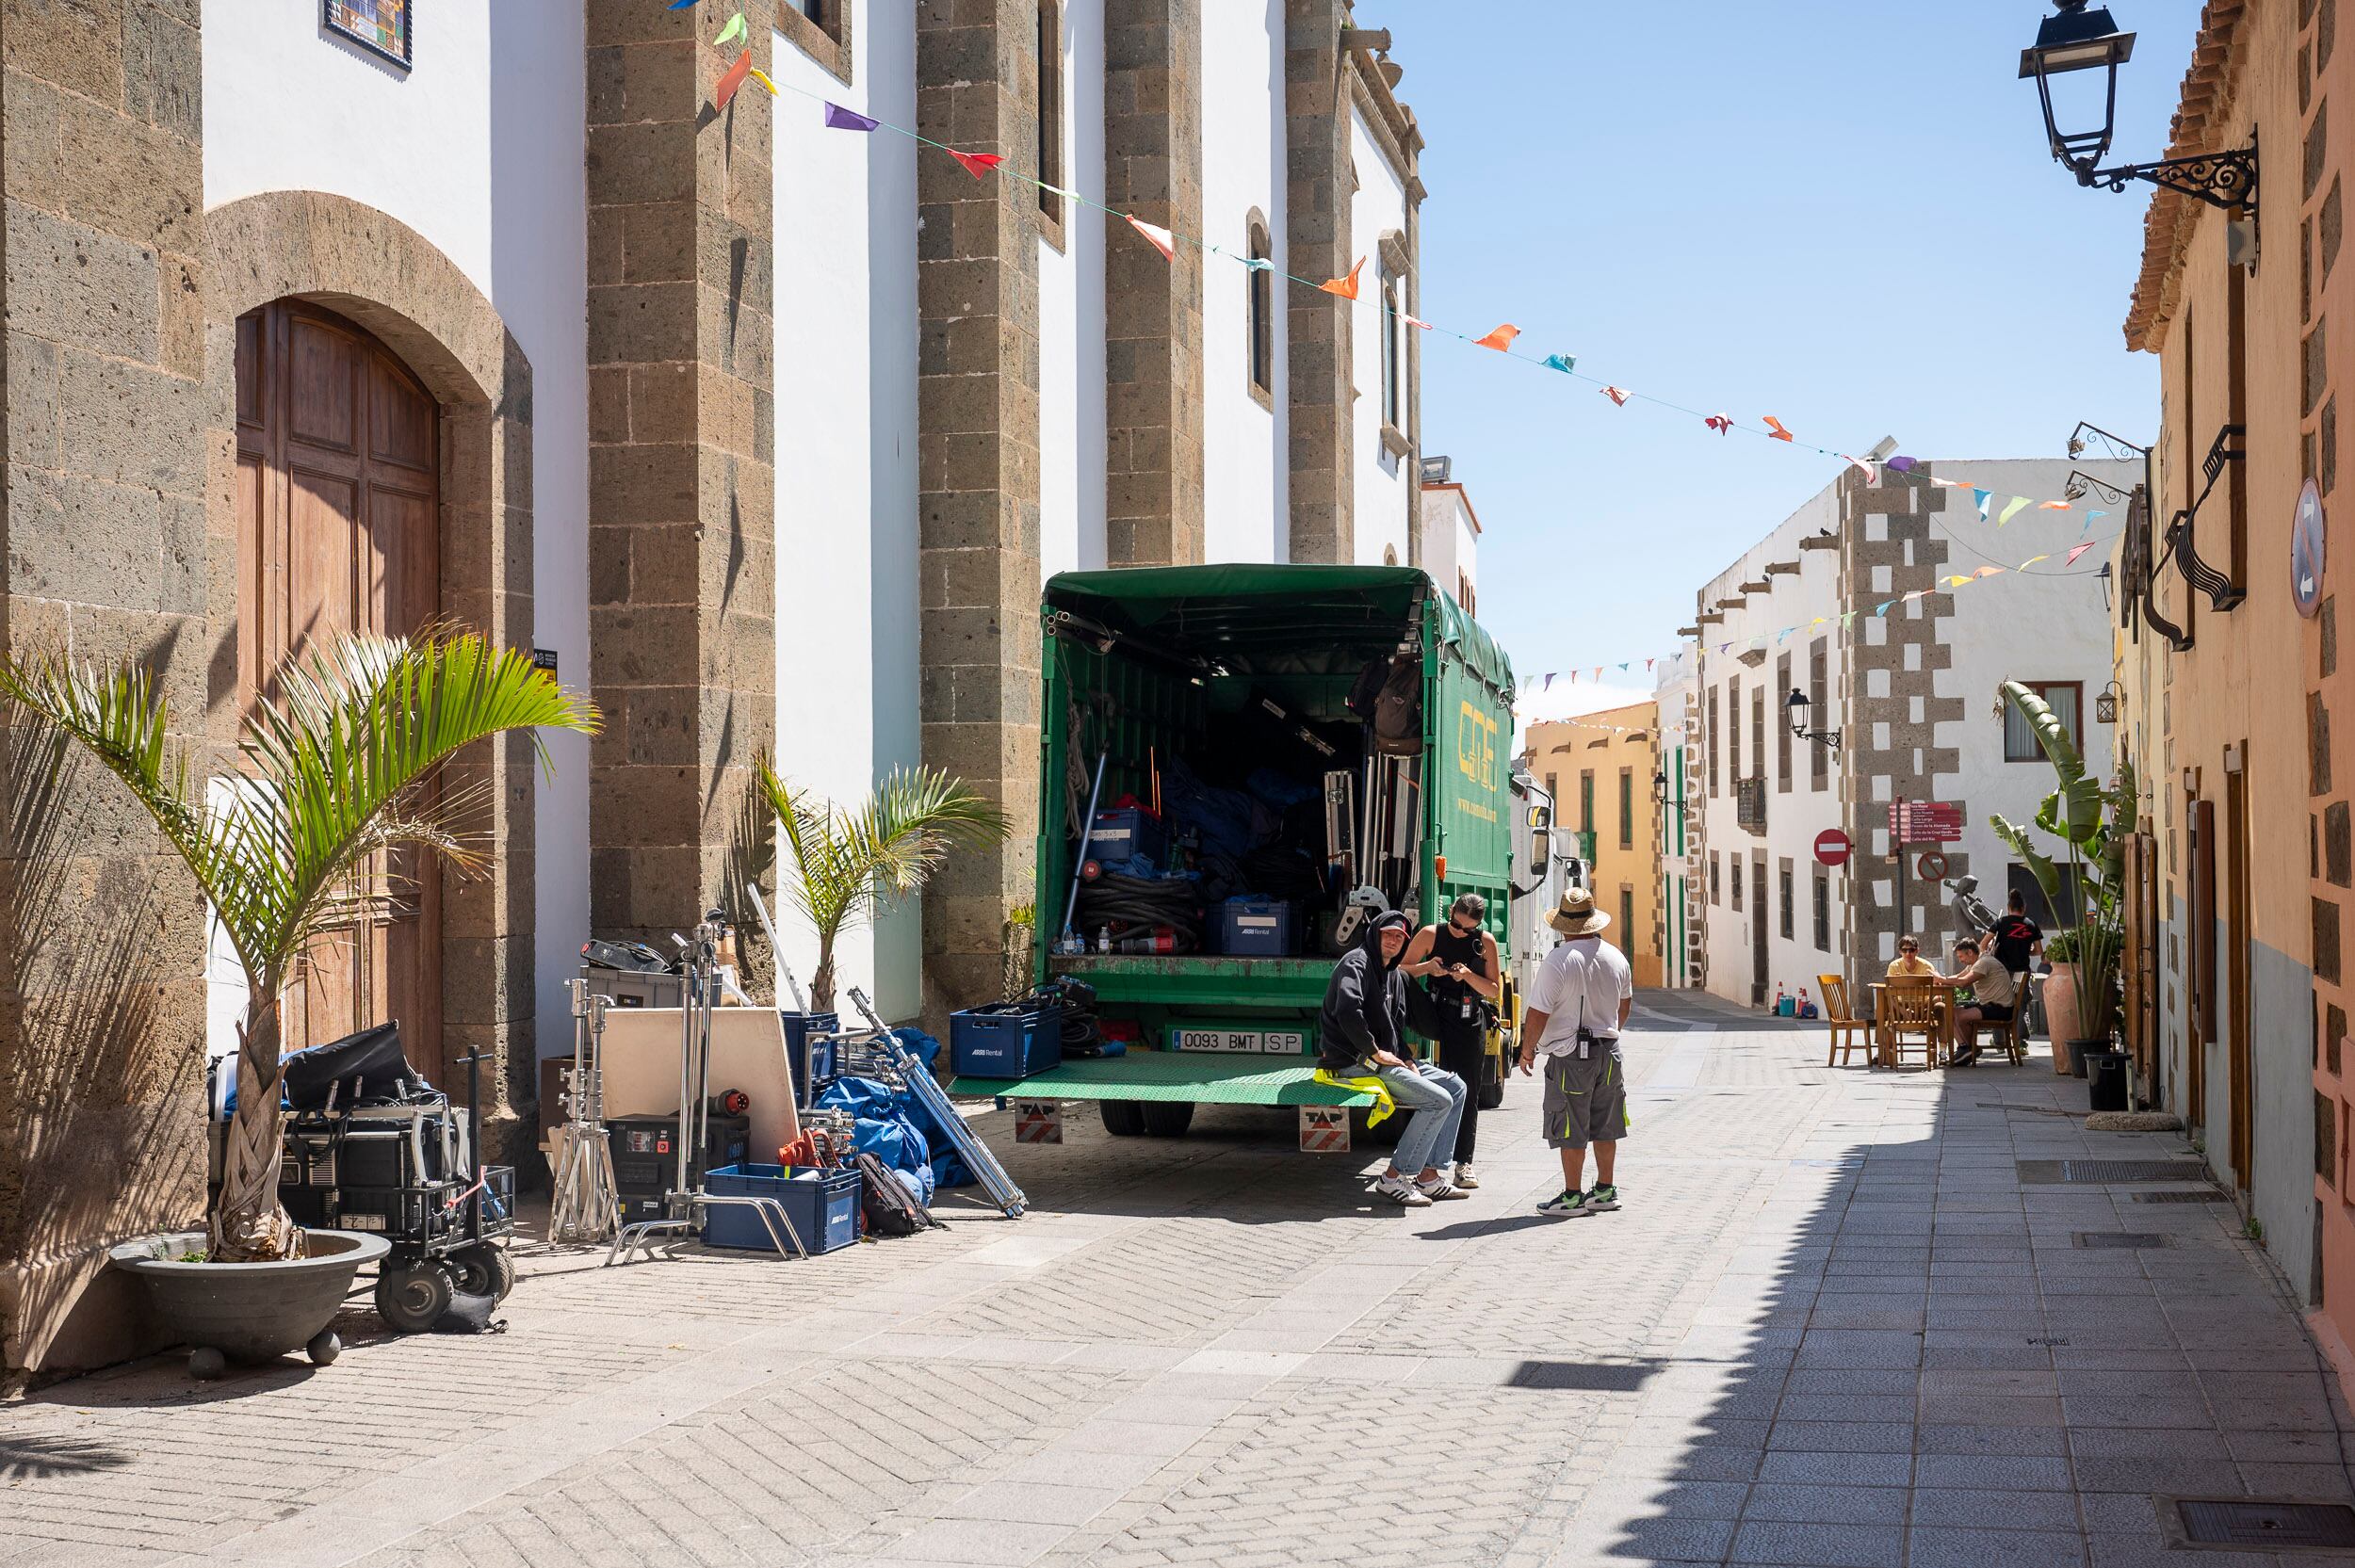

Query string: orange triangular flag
[1319,257,1365,299]
[715,50,753,111]
[1125,215,1177,261]
[1762,415,1795,443]
[2038,500,2071,510]
[1473,324,1520,351]
[948,148,1005,179]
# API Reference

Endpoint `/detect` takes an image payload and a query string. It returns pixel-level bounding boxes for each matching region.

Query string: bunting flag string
[698,8,2125,521]
[1508,532,2122,709]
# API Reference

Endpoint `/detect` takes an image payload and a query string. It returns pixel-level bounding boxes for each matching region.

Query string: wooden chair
[1819,974,1871,1067]
[1980,976,2029,1065]
[1878,978,1950,1070]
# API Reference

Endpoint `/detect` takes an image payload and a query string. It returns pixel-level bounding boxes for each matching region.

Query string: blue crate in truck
[1085,807,1167,869]
[1219,897,1295,957]
[950,1001,1064,1079]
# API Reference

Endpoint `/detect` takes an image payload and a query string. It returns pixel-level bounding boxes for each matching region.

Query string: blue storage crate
[1219,897,1294,957]
[1084,807,1167,869]
[702,1164,861,1254]
[950,1001,1064,1079]
[781,1010,839,1106]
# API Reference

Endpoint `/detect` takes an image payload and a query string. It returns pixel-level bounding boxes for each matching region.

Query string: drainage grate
[2073,1231,2174,1249]
[2178,1498,2355,1550]
[2017,1159,2211,1184]
[2133,1188,2233,1204]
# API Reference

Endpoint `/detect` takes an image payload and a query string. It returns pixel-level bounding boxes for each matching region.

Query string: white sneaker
[1454,1163,1481,1189]
[1373,1173,1433,1207]
[1415,1173,1471,1201]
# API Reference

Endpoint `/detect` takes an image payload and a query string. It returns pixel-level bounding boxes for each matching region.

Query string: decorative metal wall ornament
[324,0,412,72]
[2166,424,2248,612]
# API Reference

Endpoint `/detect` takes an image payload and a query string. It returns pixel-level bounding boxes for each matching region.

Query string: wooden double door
[235,299,442,1060]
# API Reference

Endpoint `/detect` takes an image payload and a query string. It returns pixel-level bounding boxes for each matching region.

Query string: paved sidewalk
[5,1000,2347,1566]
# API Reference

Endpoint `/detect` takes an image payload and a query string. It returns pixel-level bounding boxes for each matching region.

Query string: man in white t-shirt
[1515,887,1635,1218]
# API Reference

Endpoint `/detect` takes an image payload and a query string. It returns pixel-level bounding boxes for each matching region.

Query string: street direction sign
[1813,829,1854,867]
[1888,801,1963,843]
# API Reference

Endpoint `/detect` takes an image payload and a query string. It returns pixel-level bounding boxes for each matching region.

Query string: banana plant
[745,756,1011,1011]
[1988,678,2135,1042]
[0,630,598,1262]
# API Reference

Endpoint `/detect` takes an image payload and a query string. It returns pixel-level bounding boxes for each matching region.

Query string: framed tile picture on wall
[324,0,412,71]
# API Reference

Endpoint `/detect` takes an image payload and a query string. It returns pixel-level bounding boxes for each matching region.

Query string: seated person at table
[1930,937,2015,1067]
[1887,936,1935,978]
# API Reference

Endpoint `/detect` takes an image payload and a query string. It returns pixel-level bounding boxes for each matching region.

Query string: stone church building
[0,1,1433,1373]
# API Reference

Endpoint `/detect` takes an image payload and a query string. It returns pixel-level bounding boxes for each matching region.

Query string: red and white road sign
[1299,1106,1352,1154]
[1813,829,1854,867]
[1014,1099,1063,1145]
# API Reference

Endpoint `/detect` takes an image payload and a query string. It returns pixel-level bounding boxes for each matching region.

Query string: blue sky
[1379,1,2201,716]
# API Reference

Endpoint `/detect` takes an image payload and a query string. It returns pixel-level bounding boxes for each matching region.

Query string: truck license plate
[1170,1028,1305,1055]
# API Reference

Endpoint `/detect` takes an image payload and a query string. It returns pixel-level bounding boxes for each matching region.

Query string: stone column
[916,0,1045,1016]
[1103,0,1206,567]
[1284,0,1355,563]
[585,4,778,950]
[0,0,212,1374]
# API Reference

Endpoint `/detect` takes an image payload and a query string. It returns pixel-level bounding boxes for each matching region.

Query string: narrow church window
[1247,217,1274,396]
[1037,3,1064,223]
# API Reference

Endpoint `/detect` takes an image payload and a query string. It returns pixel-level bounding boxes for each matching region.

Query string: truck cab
[950,566,1517,1140]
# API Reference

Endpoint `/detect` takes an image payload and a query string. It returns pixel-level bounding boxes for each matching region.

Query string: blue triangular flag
[1542,353,1576,374]
[1972,488,1992,522]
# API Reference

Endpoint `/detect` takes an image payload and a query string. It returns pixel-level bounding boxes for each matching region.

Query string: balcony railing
[1735,776,1767,835]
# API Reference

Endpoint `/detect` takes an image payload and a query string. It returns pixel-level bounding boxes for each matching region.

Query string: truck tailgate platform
[950,1052,1373,1107]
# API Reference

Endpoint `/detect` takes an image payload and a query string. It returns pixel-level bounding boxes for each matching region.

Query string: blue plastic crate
[1219,897,1294,957]
[781,1010,839,1107]
[1085,807,1167,870]
[702,1164,861,1254]
[950,1001,1064,1079]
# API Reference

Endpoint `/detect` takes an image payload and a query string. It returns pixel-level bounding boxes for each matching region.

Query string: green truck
[950,564,1519,1140]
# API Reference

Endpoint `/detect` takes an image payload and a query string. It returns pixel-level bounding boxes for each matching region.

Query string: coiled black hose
[1073,873,1203,951]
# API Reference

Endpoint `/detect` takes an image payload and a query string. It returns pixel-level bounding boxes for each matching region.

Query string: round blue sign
[2294,477,2328,619]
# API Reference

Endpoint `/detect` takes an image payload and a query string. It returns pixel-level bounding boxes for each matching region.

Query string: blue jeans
[1376,1061,1468,1176]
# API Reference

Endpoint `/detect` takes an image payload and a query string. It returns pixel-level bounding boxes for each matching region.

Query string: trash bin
[2088,1051,2130,1113]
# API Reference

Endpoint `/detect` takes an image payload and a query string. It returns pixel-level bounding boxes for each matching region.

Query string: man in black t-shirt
[1990,889,2043,975]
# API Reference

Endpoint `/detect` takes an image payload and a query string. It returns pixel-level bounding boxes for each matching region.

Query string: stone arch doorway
[205,190,536,1150]
[235,298,445,1059]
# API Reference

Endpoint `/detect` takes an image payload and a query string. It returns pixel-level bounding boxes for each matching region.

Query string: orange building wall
[1526,703,1663,987]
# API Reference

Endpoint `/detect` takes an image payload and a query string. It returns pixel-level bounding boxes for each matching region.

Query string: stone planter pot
[2042,964,2082,1074]
[111,1228,388,1376]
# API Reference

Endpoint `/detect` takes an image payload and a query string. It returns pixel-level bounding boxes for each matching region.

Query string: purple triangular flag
[824,102,880,133]
[1888,456,1916,472]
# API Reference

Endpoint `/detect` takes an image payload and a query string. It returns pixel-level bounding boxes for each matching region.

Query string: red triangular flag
[715,50,753,111]
[1319,257,1365,299]
[1762,415,1795,443]
[1125,215,1176,261]
[1601,386,1631,406]
[1473,324,1520,351]
[1705,413,1732,435]
[2065,542,2096,566]
[948,147,1005,180]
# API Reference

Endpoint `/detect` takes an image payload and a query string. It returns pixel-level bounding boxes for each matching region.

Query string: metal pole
[1061,752,1109,948]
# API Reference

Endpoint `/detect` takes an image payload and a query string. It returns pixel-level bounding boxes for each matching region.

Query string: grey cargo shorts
[1540,1043,1630,1150]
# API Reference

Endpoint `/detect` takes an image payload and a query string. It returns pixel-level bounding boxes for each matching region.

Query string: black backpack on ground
[855,1152,938,1237]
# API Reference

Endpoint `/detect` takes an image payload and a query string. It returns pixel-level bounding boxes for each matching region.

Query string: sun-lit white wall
[770,13,924,1018]
[1201,3,1286,564]
[1040,1,1108,580]
[1347,105,1410,568]
[203,0,589,1060]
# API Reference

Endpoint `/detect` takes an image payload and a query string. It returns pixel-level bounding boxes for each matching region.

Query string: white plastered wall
[1346,104,1409,568]
[1200,2,1286,564]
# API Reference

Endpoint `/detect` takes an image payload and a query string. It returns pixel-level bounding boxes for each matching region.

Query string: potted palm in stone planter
[1,630,595,1372]
[1990,679,2132,1079]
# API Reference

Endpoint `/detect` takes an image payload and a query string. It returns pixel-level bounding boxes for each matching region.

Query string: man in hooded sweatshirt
[1318,910,1470,1206]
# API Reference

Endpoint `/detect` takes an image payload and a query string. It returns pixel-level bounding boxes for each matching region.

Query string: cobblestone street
[6,994,2348,1567]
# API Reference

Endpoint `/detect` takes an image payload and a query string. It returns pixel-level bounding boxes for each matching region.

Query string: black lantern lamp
[2094,680,2124,724]
[1787,688,1841,754]
[1652,769,1669,803]
[2022,3,2257,227]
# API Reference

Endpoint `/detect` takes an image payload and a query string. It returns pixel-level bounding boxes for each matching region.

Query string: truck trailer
[950,565,1518,1140]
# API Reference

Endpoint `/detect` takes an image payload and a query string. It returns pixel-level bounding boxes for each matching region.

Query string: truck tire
[1099,1100,1147,1137]
[1477,1051,1506,1111]
[1141,1102,1195,1139]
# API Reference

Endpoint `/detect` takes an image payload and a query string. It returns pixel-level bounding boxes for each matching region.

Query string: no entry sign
[1813,829,1854,868]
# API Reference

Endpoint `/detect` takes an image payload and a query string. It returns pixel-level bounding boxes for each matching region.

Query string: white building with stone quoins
[1684,459,2135,1014]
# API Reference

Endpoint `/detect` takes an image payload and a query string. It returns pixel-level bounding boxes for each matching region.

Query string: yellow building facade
[1526,702,1664,987]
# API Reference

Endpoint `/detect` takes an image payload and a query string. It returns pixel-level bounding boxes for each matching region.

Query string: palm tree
[0,630,598,1262]
[747,755,1011,1011]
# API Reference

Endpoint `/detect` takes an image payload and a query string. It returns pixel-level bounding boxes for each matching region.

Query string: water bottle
[1096,926,1112,955]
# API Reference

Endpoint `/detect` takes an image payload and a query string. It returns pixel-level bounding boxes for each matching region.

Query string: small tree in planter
[747,755,1010,1012]
[1989,678,2135,1050]
[0,631,597,1264]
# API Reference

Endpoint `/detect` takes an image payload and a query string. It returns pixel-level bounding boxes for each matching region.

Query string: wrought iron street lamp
[1787,689,1840,754]
[1652,769,1669,804]
[2094,680,2124,724]
[2022,3,2258,231]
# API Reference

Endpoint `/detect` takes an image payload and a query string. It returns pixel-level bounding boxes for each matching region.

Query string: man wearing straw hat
[1516,887,1634,1218]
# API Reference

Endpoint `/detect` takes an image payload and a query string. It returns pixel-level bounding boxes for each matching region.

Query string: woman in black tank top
[1404,893,1501,1184]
